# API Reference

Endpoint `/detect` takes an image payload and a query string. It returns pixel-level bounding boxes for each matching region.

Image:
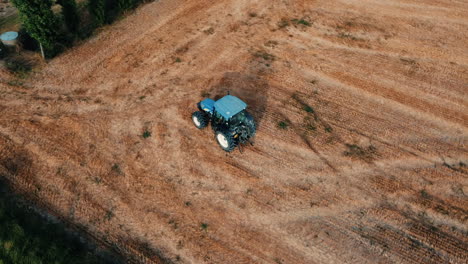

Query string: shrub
[111,163,122,175]
[118,0,136,12]
[420,189,431,199]
[88,0,106,26]
[58,0,80,34]
[4,56,33,75]
[142,130,151,138]
[278,121,288,129]
[343,144,377,160]
[56,31,75,48]
[264,40,278,47]
[203,27,215,35]
[338,32,360,41]
[306,124,316,131]
[104,2,119,24]
[303,105,314,113]
[291,18,312,27]
[253,50,275,61]
[105,209,114,221]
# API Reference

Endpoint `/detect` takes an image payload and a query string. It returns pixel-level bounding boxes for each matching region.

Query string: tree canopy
[11,0,60,58]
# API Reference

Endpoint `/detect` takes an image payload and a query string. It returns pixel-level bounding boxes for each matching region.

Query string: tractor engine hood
[199,98,215,113]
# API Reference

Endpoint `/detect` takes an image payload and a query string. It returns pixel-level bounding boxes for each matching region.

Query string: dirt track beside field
[1,0,467,263]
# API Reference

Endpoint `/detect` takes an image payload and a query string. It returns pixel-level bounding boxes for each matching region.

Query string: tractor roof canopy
[214,95,247,120]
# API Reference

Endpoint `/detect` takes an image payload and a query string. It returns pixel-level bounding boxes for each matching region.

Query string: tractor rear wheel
[215,130,237,152]
[192,111,208,129]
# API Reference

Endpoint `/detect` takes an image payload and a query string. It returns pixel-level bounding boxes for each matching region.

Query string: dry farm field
[0,0,467,263]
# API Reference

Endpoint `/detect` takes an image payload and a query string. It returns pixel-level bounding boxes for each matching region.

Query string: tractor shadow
[209,72,269,128]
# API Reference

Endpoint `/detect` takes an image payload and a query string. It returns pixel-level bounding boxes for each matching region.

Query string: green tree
[118,0,136,11]
[11,0,60,58]
[88,0,105,27]
[58,0,80,34]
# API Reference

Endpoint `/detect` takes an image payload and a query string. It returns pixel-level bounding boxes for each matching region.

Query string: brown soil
[1,0,467,263]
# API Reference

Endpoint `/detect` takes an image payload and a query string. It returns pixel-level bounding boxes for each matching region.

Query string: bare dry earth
[1,0,467,263]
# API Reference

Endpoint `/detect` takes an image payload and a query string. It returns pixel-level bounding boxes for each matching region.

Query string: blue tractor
[192,95,256,152]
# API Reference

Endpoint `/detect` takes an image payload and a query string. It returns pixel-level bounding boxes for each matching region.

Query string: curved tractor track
[0,0,467,263]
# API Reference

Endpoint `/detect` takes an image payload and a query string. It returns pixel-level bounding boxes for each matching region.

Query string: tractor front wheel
[192,111,208,129]
[215,130,237,152]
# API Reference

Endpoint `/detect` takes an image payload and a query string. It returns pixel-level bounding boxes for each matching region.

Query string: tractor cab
[199,95,247,121]
[213,95,247,121]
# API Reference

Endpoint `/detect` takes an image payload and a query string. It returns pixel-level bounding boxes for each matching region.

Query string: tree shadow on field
[121,237,174,264]
[0,135,42,190]
[209,72,269,128]
[0,150,33,178]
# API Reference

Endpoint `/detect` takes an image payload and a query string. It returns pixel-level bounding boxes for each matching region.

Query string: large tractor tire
[215,130,237,152]
[192,111,208,129]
